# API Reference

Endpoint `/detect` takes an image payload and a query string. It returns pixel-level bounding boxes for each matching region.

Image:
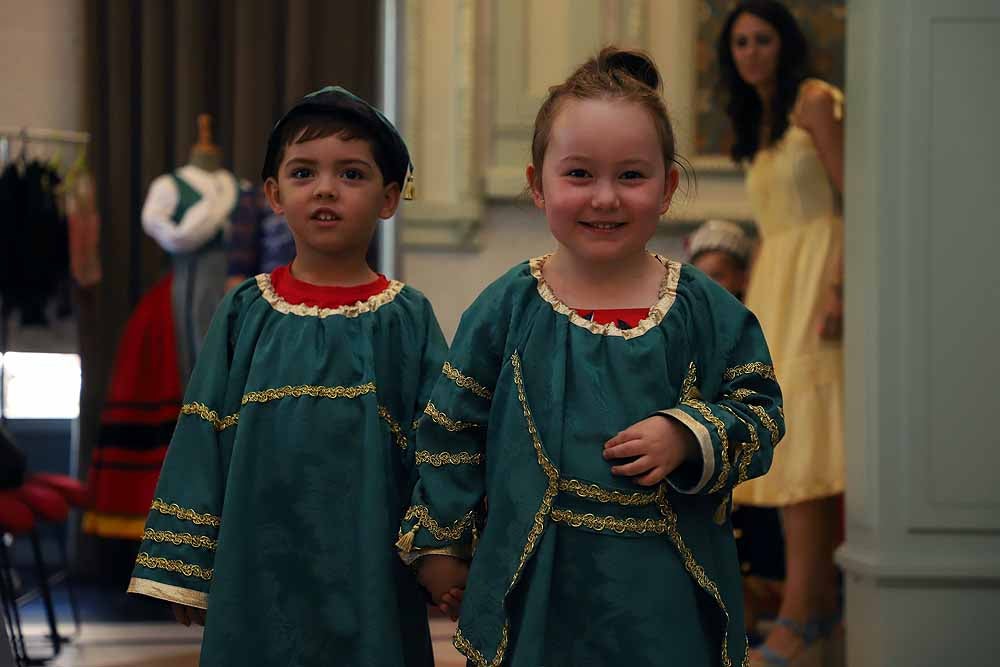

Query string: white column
[838,1,1000,664]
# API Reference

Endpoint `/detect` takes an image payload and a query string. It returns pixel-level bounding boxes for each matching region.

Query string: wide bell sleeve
[126,284,249,609]
[660,294,785,498]
[397,290,508,563]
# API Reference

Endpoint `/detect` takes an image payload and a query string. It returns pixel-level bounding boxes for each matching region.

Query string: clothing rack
[0,126,91,423]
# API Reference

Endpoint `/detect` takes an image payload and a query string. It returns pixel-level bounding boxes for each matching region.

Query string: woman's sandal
[749,617,826,667]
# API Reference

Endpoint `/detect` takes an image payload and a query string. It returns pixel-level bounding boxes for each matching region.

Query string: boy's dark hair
[264,111,394,185]
[261,86,412,192]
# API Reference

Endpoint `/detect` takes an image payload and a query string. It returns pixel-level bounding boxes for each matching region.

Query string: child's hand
[439,587,465,621]
[604,415,698,486]
[172,602,206,626]
[416,555,469,614]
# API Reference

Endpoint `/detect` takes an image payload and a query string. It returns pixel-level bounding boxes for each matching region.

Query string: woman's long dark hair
[717,1,810,163]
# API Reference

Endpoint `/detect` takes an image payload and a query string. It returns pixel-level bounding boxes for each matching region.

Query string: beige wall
[0,0,86,133]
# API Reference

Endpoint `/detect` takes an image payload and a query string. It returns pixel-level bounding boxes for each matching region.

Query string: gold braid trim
[142,529,217,551]
[378,406,408,450]
[454,624,510,667]
[656,487,733,667]
[242,382,376,405]
[442,362,493,399]
[726,388,758,401]
[415,450,483,466]
[424,403,480,432]
[150,499,221,528]
[680,361,701,401]
[550,508,670,535]
[723,362,776,383]
[748,404,781,444]
[719,405,760,486]
[402,505,476,542]
[557,478,656,506]
[256,273,404,319]
[135,553,213,581]
[682,399,732,494]
[180,403,238,431]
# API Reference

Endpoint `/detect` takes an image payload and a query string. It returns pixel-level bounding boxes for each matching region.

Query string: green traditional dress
[128,265,446,667]
[398,254,785,667]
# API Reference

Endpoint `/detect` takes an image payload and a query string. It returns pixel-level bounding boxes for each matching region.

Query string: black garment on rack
[0,161,69,325]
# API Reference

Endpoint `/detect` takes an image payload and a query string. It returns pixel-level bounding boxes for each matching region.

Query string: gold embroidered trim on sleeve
[682,399,732,494]
[180,403,238,431]
[415,451,483,466]
[726,388,758,401]
[723,362,777,383]
[442,362,494,399]
[127,577,208,609]
[135,552,213,581]
[557,478,656,506]
[719,406,759,486]
[551,508,670,535]
[656,487,734,667]
[378,406,408,450]
[242,382,376,405]
[424,403,480,432]
[256,273,405,318]
[402,505,476,541]
[150,498,221,528]
[142,528,218,550]
[748,404,781,444]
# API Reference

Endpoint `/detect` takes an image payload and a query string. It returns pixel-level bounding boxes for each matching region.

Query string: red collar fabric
[574,308,650,329]
[269,265,391,309]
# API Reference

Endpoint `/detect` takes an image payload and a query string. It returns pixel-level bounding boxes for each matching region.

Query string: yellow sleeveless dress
[734,79,844,507]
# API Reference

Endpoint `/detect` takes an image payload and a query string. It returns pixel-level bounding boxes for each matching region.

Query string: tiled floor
[15,617,465,666]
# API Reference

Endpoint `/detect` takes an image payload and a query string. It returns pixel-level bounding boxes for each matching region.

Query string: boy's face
[264,131,400,262]
[692,250,748,298]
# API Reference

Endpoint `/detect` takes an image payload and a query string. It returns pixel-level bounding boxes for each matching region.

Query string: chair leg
[28,531,61,658]
[0,538,28,666]
[57,534,81,636]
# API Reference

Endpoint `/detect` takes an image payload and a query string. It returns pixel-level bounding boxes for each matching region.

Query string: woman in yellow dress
[717,2,845,666]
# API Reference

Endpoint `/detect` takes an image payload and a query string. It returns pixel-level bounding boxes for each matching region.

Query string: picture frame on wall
[693,0,846,169]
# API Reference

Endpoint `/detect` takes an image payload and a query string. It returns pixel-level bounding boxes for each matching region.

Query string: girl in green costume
[398,48,785,667]
[127,87,444,667]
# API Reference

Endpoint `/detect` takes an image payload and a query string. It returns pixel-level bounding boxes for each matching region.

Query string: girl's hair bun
[599,48,660,91]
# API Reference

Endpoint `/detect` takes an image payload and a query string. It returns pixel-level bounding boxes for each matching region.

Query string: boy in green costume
[128,87,444,667]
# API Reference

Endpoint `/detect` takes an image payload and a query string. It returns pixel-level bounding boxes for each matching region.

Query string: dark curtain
[78,0,378,577]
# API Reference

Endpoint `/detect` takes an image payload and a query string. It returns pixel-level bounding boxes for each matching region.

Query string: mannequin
[141,114,237,383]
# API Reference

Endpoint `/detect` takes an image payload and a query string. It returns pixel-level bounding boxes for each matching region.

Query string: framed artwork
[694,0,846,160]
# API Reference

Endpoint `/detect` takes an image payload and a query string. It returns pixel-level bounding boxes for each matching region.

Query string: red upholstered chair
[0,478,85,664]
[23,475,84,633]
[28,474,88,510]
[16,481,69,525]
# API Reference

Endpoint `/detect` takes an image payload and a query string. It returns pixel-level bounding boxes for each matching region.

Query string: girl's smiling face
[528,97,678,266]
